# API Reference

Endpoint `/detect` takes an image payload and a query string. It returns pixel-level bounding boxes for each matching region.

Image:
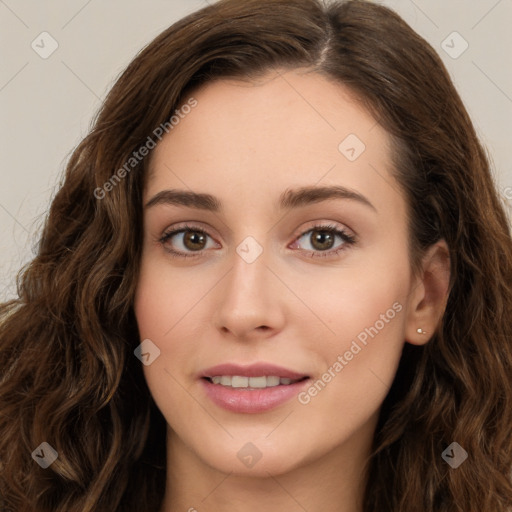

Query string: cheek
[134,260,188,378]
[275,260,408,467]
[134,257,223,411]
[294,247,409,347]
[134,255,218,345]
[292,253,409,414]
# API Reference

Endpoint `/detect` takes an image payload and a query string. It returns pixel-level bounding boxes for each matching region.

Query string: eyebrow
[145,185,377,212]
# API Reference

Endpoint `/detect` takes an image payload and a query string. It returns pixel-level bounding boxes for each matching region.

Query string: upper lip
[200,363,309,380]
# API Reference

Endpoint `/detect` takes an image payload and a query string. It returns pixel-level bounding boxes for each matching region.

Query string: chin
[175,426,308,476]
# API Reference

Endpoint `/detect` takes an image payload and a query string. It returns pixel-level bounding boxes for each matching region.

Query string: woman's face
[134,69,425,478]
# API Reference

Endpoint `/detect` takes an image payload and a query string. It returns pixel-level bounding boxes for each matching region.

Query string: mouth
[199,363,311,413]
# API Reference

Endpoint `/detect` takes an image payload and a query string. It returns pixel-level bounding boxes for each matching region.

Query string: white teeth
[231,376,249,388]
[248,376,267,388]
[208,375,300,388]
[265,376,280,387]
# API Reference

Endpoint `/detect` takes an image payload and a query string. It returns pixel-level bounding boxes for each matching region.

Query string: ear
[405,239,451,346]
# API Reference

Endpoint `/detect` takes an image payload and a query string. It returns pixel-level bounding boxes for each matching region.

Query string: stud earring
[416,328,427,334]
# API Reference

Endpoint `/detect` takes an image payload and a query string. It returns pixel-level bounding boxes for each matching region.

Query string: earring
[416,328,427,334]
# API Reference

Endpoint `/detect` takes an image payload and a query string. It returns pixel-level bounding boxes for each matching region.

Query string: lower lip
[200,378,310,414]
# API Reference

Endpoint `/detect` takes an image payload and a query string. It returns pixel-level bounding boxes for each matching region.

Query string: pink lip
[199,362,310,414]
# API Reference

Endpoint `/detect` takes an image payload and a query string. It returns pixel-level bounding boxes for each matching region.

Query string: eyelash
[158,223,357,260]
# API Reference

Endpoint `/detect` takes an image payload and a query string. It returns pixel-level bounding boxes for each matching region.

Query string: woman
[1,0,511,511]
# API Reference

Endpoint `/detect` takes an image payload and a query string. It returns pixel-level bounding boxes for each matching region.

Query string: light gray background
[1,0,511,301]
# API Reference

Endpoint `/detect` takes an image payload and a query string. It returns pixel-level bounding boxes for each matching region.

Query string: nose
[212,245,286,341]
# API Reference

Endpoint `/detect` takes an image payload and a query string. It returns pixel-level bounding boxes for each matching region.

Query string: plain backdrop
[1,0,511,301]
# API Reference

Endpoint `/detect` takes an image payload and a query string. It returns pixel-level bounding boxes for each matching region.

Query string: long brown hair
[1,1,511,510]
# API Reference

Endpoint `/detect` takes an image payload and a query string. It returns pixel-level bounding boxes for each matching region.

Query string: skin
[134,68,450,512]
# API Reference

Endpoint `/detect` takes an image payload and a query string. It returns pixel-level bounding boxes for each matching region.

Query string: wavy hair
[1,0,511,510]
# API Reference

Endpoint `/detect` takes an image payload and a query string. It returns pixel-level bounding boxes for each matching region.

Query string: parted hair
[1,0,511,510]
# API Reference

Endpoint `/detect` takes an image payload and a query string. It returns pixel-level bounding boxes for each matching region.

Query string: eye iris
[311,230,334,251]
[184,231,206,250]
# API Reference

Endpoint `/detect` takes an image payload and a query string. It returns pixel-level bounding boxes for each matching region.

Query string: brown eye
[291,224,357,259]
[309,230,336,251]
[182,231,207,251]
[159,226,217,258]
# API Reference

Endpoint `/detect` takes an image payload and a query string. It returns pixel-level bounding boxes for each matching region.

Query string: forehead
[146,68,403,219]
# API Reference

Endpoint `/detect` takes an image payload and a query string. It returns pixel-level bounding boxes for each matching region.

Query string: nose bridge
[212,233,285,336]
[224,234,271,308]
